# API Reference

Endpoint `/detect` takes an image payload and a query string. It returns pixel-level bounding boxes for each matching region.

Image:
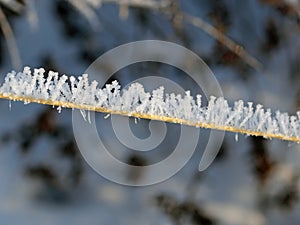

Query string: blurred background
[0,0,300,224]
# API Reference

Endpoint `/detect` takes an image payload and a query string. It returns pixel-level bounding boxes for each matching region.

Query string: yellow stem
[1,93,299,143]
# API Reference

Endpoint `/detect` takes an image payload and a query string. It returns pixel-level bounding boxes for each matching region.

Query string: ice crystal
[0,67,299,140]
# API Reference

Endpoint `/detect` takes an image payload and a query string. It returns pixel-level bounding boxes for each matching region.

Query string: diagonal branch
[182,13,263,71]
[0,6,22,70]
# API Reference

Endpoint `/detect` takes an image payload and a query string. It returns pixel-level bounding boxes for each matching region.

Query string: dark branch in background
[0,0,24,14]
[155,194,216,225]
[182,13,263,71]
[0,6,21,70]
[261,0,300,21]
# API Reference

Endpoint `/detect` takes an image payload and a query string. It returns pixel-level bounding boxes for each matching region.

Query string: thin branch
[0,6,22,70]
[0,0,24,14]
[182,13,263,71]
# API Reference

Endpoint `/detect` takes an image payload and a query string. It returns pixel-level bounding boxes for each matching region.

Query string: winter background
[0,0,300,225]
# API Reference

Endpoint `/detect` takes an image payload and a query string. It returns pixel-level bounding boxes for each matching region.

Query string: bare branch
[0,0,24,14]
[182,13,263,71]
[0,6,22,70]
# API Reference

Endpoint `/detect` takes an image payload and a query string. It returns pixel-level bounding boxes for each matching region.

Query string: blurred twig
[261,0,300,20]
[66,0,101,29]
[26,0,39,30]
[0,0,24,14]
[0,6,21,70]
[182,13,263,71]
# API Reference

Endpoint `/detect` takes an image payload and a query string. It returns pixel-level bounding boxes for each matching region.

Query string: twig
[182,13,263,71]
[0,6,22,70]
[0,0,24,14]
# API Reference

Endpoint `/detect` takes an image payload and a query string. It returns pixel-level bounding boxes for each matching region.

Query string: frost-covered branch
[0,67,299,142]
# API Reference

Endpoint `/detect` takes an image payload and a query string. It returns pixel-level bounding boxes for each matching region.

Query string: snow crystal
[104,114,110,119]
[235,133,239,142]
[57,106,62,113]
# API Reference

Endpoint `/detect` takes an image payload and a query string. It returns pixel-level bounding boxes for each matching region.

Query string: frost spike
[0,67,299,143]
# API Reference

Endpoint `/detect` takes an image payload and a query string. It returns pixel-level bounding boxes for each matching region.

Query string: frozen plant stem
[0,67,299,143]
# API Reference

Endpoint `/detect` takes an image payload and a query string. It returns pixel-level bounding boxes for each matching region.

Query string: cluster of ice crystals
[0,67,300,139]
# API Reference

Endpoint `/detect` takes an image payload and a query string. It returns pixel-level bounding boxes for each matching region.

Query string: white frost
[0,67,299,139]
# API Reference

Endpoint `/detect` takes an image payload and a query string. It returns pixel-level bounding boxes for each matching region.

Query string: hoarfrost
[0,67,299,140]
